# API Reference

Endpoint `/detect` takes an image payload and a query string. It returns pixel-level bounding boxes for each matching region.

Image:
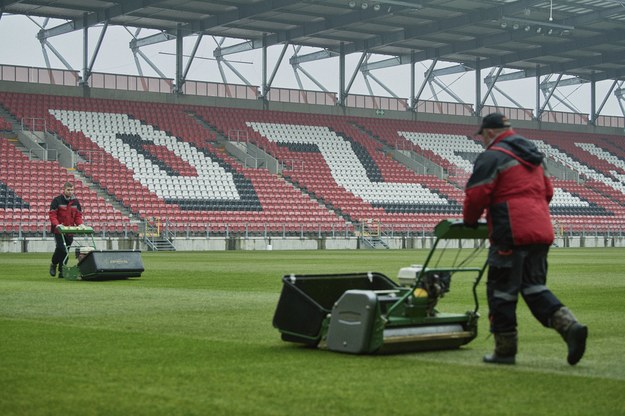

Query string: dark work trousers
[486,244,563,333]
[52,233,73,266]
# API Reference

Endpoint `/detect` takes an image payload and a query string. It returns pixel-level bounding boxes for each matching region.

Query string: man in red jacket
[49,182,83,278]
[464,113,587,366]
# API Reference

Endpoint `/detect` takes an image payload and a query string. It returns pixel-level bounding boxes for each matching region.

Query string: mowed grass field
[1,247,624,416]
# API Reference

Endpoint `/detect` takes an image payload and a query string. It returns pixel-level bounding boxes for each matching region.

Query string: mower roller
[57,225,144,281]
[272,219,489,354]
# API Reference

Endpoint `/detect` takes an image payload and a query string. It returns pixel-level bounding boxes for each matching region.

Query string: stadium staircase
[360,235,390,249]
[143,223,176,251]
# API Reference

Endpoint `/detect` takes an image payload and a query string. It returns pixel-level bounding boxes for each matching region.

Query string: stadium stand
[0,138,133,235]
[1,90,625,238]
[0,92,345,236]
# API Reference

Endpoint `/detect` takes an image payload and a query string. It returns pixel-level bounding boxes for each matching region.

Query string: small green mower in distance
[57,225,144,281]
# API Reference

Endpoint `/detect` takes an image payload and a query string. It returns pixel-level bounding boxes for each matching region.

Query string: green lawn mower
[57,225,144,281]
[273,219,489,354]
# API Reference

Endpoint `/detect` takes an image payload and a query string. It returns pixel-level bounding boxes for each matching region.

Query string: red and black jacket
[463,130,554,247]
[49,194,83,234]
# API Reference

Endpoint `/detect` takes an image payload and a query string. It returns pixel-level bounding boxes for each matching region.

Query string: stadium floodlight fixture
[378,1,423,9]
[501,16,575,31]
[499,15,574,36]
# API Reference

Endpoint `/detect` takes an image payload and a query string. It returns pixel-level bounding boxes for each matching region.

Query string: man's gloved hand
[463,221,479,229]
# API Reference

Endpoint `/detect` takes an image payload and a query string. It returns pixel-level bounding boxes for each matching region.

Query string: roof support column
[474,59,481,117]
[595,80,621,122]
[181,33,202,88]
[535,68,541,121]
[480,66,504,116]
[411,58,437,112]
[409,51,415,111]
[261,33,268,103]
[538,74,563,120]
[81,13,88,87]
[590,75,596,125]
[338,42,346,107]
[616,87,625,118]
[174,24,183,94]
[83,21,108,87]
[261,42,289,103]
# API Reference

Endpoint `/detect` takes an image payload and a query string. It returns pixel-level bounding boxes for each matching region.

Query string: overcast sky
[1,14,623,117]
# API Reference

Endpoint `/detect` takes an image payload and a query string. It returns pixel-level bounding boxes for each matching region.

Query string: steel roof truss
[82,20,108,85]
[410,58,437,110]
[481,66,504,110]
[538,73,564,117]
[182,34,204,88]
[37,0,164,40]
[267,42,289,90]
[427,76,468,108]
[593,79,621,122]
[345,51,368,99]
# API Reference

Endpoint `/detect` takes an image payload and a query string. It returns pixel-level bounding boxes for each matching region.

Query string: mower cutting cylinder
[325,289,477,354]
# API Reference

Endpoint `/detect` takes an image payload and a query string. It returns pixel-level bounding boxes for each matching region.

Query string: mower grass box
[272,272,397,347]
[78,250,144,280]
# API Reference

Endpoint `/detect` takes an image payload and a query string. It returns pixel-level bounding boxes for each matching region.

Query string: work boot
[58,264,64,279]
[483,331,517,365]
[551,307,588,365]
[49,263,57,277]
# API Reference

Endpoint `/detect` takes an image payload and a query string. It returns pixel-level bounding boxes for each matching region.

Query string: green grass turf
[1,248,624,415]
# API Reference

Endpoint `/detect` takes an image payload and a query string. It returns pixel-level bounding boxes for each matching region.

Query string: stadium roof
[2,0,625,118]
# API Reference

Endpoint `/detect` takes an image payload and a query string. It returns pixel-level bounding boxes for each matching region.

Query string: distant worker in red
[49,182,83,278]
[463,113,587,365]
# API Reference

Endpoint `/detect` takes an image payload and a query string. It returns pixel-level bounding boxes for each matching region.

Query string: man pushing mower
[464,113,588,366]
[49,182,84,278]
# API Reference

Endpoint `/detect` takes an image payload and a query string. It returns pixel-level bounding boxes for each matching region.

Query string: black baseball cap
[476,113,511,135]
